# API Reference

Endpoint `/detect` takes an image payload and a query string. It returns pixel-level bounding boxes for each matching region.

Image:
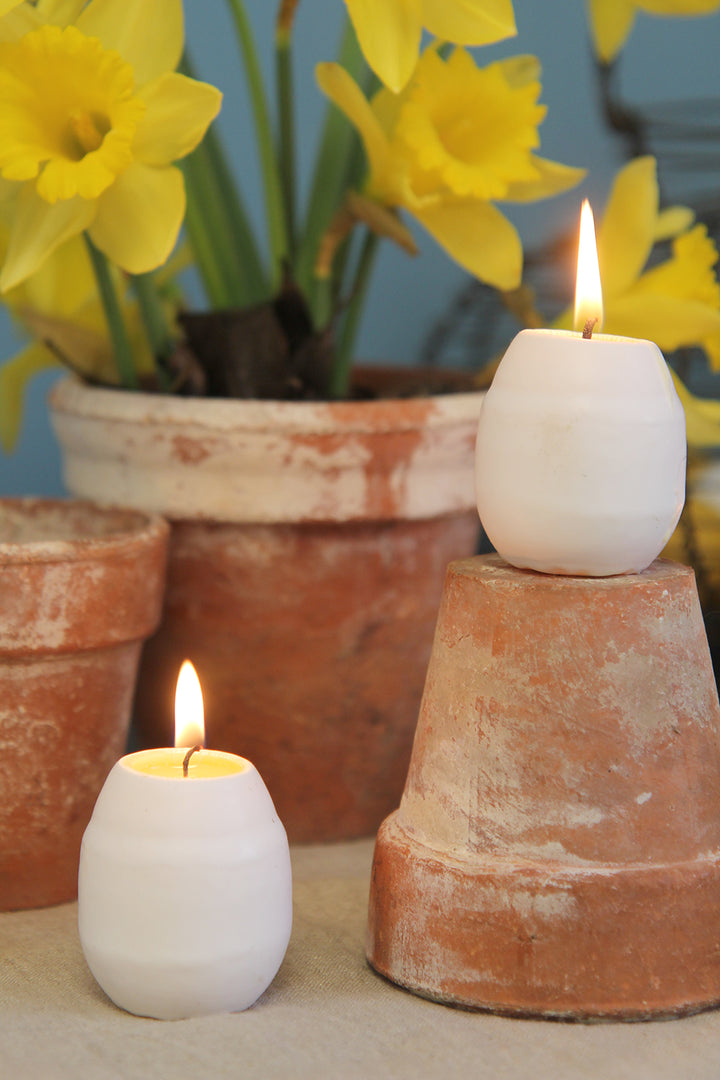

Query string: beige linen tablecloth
[3,839,720,1080]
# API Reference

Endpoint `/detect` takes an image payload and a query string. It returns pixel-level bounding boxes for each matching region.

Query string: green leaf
[84,234,139,389]
[224,0,288,284]
[180,52,269,306]
[296,18,369,305]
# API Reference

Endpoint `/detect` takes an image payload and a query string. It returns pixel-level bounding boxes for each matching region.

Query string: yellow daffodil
[317,48,584,291]
[588,0,720,63]
[0,227,174,451]
[556,157,720,352]
[555,156,720,447]
[0,0,222,292]
[345,0,517,92]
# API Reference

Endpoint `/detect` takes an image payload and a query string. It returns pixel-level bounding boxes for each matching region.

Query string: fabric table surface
[3,838,720,1080]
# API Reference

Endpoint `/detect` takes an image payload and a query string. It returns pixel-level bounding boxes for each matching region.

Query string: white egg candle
[78,663,292,1020]
[475,202,686,577]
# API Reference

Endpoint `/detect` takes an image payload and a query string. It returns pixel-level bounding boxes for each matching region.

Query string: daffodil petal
[370,84,409,139]
[345,0,422,93]
[415,198,522,289]
[606,293,720,351]
[421,0,516,44]
[133,73,222,167]
[597,155,658,296]
[0,0,21,14]
[702,331,720,372]
[503,155,586,202]
[0,6,42,42]
[316,62,390,182]
[497,54,541,88]
[671,370,720,450]
[634,225,720,308]
[77,0,183,87]
[0,186,94,292]
[7,232,95,316]
[35,0,87,26]
[0,342,60,452]
[347,191,418,254]
[587,0,637,62]
[19,308,116,378]
[89,161,184,274]
[655,205,695,240]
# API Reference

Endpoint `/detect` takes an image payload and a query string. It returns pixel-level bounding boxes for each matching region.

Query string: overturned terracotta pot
[49,370,482,842]
[368,554,720,1019]
[0,499,168,910]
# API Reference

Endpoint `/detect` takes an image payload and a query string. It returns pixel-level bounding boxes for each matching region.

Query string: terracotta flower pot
[48,369,482,842]
[0,499,168,910]
[368,555,720,1019]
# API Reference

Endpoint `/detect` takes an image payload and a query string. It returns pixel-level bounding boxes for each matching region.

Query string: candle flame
[174,660,205,748]
[574,199,604,334]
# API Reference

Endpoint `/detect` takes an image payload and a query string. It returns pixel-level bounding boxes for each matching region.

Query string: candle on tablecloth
[475,200,686,576]
[78,661,292,1020]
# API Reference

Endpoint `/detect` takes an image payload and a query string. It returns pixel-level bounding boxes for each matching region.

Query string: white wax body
[78,751,292,1020]
[475,328,686,576]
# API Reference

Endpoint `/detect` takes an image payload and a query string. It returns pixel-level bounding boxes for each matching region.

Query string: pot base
[369,814,720,1019]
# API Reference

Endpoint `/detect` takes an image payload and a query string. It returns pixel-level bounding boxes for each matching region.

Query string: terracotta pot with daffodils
[0,0,587,841]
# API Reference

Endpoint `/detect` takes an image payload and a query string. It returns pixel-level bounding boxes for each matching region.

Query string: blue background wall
[2,0,719,495]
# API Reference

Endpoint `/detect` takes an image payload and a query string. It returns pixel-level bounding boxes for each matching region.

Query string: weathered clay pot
[0,499,168,910]
[368,554,720,1019]
[49,370,483,842]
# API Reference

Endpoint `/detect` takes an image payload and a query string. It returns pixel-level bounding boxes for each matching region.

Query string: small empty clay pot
[0,499,168,910]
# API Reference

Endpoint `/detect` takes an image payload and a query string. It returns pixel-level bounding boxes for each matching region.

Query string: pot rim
[48,368,484,436]
[0,497,169,565]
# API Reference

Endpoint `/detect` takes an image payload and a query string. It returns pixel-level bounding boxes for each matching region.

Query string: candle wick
[182,745,203,777]
[582,318,598,340]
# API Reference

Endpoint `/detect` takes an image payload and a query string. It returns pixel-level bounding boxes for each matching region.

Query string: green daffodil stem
[181,53,268,304]
[183,146,242,309]
[276,1,298,260]
[226,0,288,283]
[597,60,647,160]
[84,235,138,390]
[201,123,269,302]
[182,177,231,309]
[329,230,378,399]
[130,271,174,387]
[182,176,231,309]
[296,18,365,302]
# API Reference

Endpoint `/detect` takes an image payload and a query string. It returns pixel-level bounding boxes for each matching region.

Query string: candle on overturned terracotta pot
[475,200,686,577]
[77,661,292,1020]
